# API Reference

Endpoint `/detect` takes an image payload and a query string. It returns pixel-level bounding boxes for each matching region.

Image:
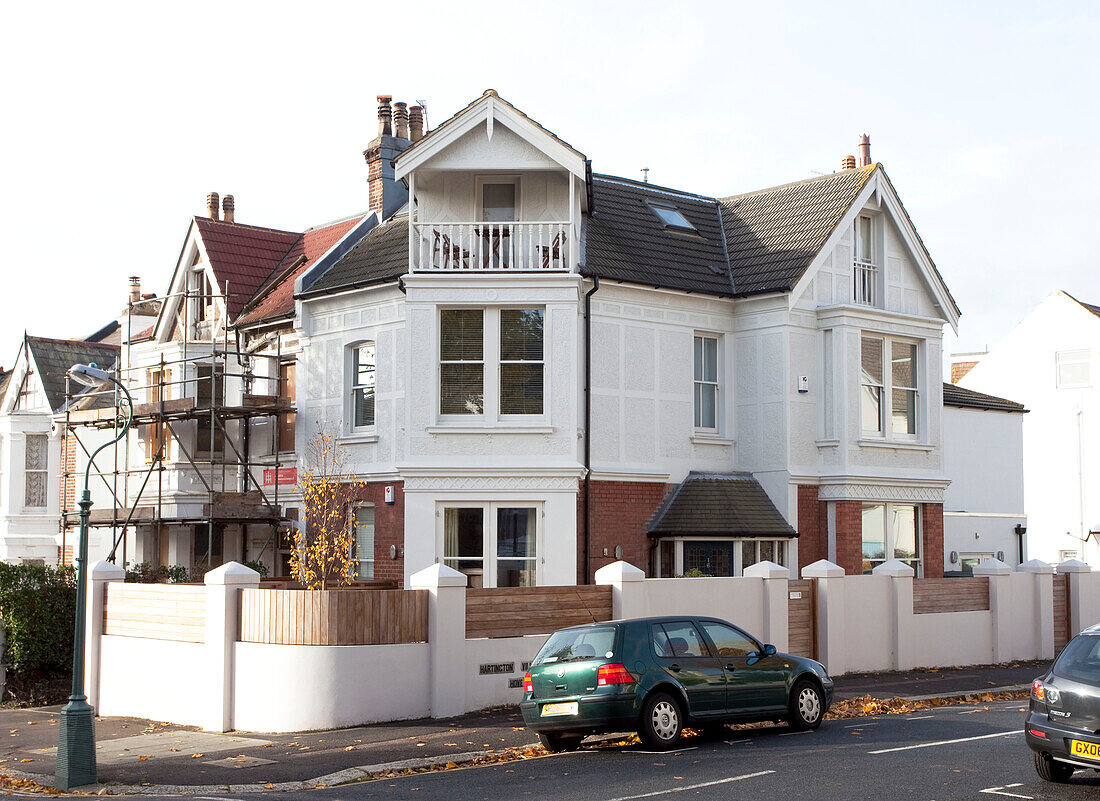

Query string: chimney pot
[222,194,235,223]
[206,192,220,220]
[128,276,141,304]
[377,95,393,137]
[858,134,872,167]
[409,105,424,141]
[393,102,409,140]
[841,154,857,170]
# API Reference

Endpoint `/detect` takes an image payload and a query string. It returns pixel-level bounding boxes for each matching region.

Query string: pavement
[0,660,1050,794]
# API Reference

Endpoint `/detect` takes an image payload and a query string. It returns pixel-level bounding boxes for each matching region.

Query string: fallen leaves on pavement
[825,690,1027,719]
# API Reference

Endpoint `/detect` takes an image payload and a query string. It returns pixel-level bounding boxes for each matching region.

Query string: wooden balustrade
[413,222,570,271]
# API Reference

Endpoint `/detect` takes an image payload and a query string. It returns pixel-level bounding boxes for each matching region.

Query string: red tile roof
[235,215,365,326]
[193,217,301,317]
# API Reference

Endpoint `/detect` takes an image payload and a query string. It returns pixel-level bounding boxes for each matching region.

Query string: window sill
[426,425,554,435]
[857,439,934,452]
[815,439,841,448]
[338,431,379,445]
[691,433,734,446]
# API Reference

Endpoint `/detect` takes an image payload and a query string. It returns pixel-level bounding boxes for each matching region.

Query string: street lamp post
[55,364,132,791]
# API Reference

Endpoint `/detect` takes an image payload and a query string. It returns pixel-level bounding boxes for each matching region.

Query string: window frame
[693,333,720,433]
[438,501,542,588]
[349,342,377,432]
[860,333,921,441]
[499,309,545,416]
[654,537,791,578]
[1055,349,1092,389]
[350,503,376,581]
[476,175,521,223]
[23,433,48,510]
[861,502,922,576]
[648,203,697,233]
[277,360,297,452]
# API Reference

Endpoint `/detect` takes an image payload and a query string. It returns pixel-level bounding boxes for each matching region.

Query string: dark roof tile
[648,472,796,539]
[25,336,120,411]
[942,382,1026,413]
[301,215,409,296]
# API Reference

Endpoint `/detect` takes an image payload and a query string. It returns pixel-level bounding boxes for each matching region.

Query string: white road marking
[779,730,813,737]
[632,746,697,755]
[869,730,1021,754]
[845,722,880,728]
[600,770,775,801]
[906,715,934,720]
[980,783,1033,798]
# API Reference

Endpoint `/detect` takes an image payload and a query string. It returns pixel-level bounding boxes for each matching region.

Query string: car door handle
[668,663,681,673]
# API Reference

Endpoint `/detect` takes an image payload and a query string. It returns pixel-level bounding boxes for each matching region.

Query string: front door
[650,621,727,716]
[699,620,788,714]
[683,541,733,577]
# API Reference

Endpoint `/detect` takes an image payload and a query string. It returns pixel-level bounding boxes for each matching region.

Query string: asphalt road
[178,699,1099,801]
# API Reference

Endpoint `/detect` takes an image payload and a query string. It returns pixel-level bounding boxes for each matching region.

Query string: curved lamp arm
[83,376,134,491]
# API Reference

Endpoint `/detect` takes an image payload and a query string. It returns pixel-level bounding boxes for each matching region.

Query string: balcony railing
[412,222,570,272]
[852,258,878,306]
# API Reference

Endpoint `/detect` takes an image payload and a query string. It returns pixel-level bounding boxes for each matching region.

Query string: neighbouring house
[941,382,1027,574]
[958,290,1100,565]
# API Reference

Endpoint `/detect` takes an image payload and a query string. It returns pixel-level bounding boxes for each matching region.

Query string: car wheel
[639,692,684,750]
[787,679,824,731]
[538,732,584,753]
[1034,752,1074,783]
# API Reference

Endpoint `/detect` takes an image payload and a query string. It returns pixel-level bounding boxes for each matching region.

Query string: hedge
[0,563,76,680]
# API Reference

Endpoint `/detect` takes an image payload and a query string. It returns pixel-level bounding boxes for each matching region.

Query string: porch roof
[648,471,797,539]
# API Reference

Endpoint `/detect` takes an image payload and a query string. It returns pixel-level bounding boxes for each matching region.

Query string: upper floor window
[439,308,544,419]
[145,368,171,462]
[24,434,47,509]
[693,334,719,430]
[650,204,697,233]
[278,361,296,451]
[481,181,516,222]
[351,344,376,429]
[861,334,920,438]
[1056,349,1091,389]
[853,214,877,306]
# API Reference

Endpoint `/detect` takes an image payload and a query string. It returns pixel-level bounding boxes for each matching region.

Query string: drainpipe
[582,276,600,584]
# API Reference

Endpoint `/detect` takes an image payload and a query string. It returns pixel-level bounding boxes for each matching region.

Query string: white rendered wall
[97,635,208,726]
[961,292,1100,565]
[464,634,549,713]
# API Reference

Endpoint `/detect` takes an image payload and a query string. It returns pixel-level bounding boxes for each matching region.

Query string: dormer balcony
[853,257,878,306]
[412,220,572,272]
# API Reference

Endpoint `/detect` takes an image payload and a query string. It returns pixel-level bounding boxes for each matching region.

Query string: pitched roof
[25,336,120,411]
[583,176,734,297]
[942,382,1026,413]
[235,214,366,326]
[300,215,409,297]
[718,166,875,295]
[1066,292,1100,320]
[193,217,301,317]
[0,369,10,404]
[648,472,797,539]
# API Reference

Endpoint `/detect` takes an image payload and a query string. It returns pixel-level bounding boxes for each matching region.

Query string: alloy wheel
[650,700,680,740]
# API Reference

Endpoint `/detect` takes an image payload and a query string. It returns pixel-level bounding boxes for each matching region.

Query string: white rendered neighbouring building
[290,91,964,586]
[959,291,1100,566]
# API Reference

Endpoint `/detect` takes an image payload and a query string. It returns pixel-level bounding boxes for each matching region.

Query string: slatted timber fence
[1053,573,1071,654]
[912,577,990,614]
[103,583,206,642]
[465,585,614,639]
[237,589,429,645]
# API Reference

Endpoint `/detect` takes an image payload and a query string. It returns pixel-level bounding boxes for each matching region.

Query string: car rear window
[1053,634,1100,684]
[533,626,617,665]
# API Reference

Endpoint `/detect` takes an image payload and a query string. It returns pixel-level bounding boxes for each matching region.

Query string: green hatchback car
[520,616,833,751]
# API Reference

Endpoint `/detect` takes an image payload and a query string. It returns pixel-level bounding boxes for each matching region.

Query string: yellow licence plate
[1070,740,1100,761]
[541,701,579,717]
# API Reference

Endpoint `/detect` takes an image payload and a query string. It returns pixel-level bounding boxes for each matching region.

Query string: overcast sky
[1,0,1096,373]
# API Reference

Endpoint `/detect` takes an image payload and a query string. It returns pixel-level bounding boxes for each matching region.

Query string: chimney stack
[377,95,393,137]
[206,191,220,220]
[129,276,141,304]
[222,194,235,223]
[858,134,871,167]
[841,154,857,170]
[409,105,424,141]
[393,102,409,139]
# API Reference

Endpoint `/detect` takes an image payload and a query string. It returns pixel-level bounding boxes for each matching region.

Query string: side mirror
[764,644,777,657]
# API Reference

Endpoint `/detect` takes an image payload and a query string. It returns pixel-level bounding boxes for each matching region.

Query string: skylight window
[650,204,696,232]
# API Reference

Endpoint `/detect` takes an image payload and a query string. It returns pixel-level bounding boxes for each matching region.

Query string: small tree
[289,425,365,590]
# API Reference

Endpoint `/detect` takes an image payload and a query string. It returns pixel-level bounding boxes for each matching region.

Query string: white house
[959,290,1100,565]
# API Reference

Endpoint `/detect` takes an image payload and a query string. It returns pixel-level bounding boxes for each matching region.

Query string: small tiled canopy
[648,472,797,539]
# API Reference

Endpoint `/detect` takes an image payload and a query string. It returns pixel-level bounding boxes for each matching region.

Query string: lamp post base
[56,697,97,790]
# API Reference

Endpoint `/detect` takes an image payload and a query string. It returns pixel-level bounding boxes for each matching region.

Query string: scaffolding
[60,284,295,572]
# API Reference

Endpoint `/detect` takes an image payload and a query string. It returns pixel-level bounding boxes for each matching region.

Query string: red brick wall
[834,500,864,576]
[922,503,944,578]
[580,480,671,583]
[796,485,827,570]
[343,480,405,585]
[61,433,77,514]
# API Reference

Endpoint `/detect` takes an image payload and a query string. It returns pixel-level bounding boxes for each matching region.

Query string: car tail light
[597,663,634,686]
[1029,728,1047,738]
[1032,679,1045,702]
[523,672,533,693]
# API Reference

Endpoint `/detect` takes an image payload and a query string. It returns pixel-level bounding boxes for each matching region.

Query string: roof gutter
[582,275,600,584]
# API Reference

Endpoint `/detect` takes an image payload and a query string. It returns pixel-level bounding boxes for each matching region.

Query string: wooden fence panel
[1053,573,1070,654]
[237,588,428,645]
[465,585,613,639]
[787,579,816,659]
[912,577,990,614]
[103,583,206,642]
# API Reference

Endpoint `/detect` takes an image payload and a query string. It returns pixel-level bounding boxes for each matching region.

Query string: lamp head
[68,363,111,388]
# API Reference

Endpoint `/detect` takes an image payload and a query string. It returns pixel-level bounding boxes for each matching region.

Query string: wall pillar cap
[972,557,1013,576]
[410,562,468,588]
[89,560,125,581]
[204,561,262,586]
[743,560,789,579]
[1018,558,1054,575]
[802,559,844,579]
[871,559,916,578]
[595,560,646,584]
[1056,558,1092,574]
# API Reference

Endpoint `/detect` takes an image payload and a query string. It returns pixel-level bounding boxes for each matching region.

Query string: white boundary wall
[87,558,1097,733]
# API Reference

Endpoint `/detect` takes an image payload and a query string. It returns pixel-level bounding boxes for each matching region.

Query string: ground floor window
[861,503,921,575]
[958,552,992,576]
[654,538,791,578]
[352,505,375,580]
[441,503,538,588]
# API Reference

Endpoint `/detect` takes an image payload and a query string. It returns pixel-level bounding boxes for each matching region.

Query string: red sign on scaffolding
[263,467,298,486]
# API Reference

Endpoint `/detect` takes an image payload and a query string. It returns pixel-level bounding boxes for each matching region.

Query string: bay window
[500,310,544,415]
[861,334,919,439]
[862,502,921,575]
[24,434,47,509]
[440,310,485,415]
[442,503,539,588]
